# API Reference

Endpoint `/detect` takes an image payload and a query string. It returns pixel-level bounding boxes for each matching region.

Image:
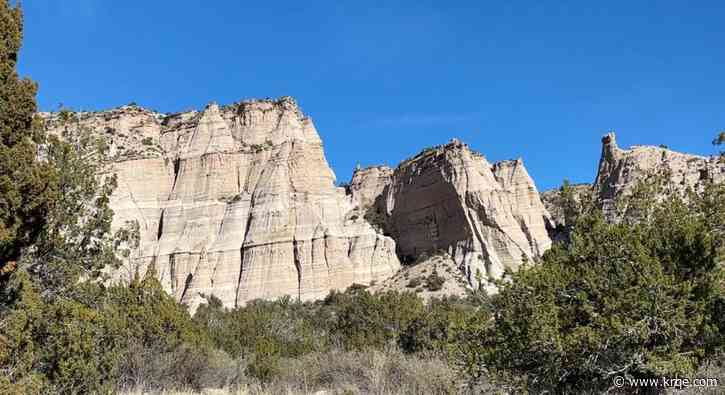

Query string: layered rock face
[45,98,399,310]
[349,166,393,209]
[352,140,553,291]
[541,132,724,223]
[594,132,724,218]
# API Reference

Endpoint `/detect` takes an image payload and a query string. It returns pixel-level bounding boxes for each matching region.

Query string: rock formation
[349,166,393,209]
[594,132,724,217]
[542,132,725,223]
[44,97,400,310]
[540,183,591,227]
[351,139,553,291]
[368,252,469,301]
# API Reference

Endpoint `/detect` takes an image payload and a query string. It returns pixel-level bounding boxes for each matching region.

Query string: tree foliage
[456,179,725,393]
[0,0,57,270]
[0,2,723,393]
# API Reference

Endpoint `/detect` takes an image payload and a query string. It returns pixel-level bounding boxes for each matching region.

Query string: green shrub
[457,181,725,393]
[406,277,422,288]
[326,289,425,351]
[399,296,480,355]
[425,271,445,291]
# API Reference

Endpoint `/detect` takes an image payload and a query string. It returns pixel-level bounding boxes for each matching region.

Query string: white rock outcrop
[541,132,725,225]
[45,98,400,310]
[352,139,553,291]
[594,132,725,218]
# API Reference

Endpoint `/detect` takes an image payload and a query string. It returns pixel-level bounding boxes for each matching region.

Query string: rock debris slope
[351,139,553,291]
[45,97,400,310]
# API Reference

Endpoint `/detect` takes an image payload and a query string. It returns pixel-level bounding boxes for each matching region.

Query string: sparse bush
[406,277,421,288]
[266,348,458,394]
[425,271,445,292]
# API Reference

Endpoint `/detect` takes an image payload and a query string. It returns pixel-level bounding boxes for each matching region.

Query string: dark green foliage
[399,296,481,355]
[23,121,122,297]
[425,270,445,291]
[190,287,485,385]
[327,289,425,351]
[406,277,421,288]
[713,131,725,147]
[552,179,594,241]
[141,136,153,146]
[195,296,321,362]
[0,266,224,393]
[456,180,725,393]
[0,0,57,269]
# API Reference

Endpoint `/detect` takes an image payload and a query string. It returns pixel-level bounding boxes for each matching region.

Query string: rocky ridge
[44,97,400,310]
[594,132,724,217]
[351,139,553,292]
[542,132,725,224]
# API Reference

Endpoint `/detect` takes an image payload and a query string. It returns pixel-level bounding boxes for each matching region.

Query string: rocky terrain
[45,99,722,308]
[540,183,591,226]
[351,139,553,292]
[594,132,724,217]
[44,98,400,311]
[369,252,470,301]
[542,132,725,224]
[42,98,560,305]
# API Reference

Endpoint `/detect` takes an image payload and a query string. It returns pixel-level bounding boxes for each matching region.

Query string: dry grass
[120,348,462,395]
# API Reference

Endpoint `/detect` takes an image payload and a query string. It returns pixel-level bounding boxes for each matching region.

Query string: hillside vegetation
[1,2,723,394]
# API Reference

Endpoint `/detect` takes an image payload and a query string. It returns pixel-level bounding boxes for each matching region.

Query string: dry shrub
[263,348,458,395]
[117,340,246,393]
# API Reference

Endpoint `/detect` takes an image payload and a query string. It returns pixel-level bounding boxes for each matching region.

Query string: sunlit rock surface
[44,97,400,310]
[352,139,553,292]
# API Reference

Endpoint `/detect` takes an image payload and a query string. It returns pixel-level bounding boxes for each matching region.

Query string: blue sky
[18,1,725,190]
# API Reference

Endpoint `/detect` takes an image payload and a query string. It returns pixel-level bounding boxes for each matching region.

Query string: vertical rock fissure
[517,217,535,251]
[179,273,193,303]
[292,238,302,300]
[169,252,177,293]
[235,248,245,309]
[171,158,181,190]
[235,202,256,307]
[156,209,165,240]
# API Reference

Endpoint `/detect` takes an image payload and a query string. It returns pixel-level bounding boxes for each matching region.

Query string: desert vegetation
[1,2,724,394]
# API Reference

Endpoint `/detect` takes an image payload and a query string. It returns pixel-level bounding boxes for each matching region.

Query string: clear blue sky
[18,1,725,190]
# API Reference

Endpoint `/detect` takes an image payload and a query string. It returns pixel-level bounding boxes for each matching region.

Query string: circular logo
[614,376,625,388]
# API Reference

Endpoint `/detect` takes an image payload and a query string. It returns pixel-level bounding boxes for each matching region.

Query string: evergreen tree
[0,0,58,275]
[457,179,725,393]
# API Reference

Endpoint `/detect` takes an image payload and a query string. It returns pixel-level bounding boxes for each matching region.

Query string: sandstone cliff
[44,97,400,310]
[594,132,724,217]
[542,132,725,223]
[351,139,553,291]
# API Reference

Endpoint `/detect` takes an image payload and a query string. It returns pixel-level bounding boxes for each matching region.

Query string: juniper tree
[0,0,58,274]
